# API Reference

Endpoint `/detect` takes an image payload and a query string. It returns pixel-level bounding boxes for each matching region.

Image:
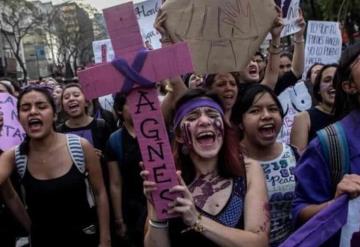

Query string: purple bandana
[173,98,224,128]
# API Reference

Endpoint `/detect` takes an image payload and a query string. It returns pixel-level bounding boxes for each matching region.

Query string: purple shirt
[292,110,360,246]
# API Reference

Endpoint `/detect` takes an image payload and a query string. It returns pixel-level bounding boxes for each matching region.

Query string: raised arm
[291,11,306,78]
[81,138,111,247]
[261,7,284,90]
[161,76,187,125]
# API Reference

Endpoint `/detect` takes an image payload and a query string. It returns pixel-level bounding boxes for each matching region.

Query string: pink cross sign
[78,2,193,220]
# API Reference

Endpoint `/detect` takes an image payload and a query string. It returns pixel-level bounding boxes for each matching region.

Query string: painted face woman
[0,86,111,247]
[291,64,338,153]
[231,84,299,247]
[142,88,269,247]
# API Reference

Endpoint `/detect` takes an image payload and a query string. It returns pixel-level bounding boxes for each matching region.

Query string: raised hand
[270,6,284,38]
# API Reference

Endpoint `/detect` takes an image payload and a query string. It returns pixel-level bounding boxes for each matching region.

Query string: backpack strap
[289,144,300,162]
[66,134,86,173]
[66,134,95,207]
[317,122,350,193]
[109,129,124,164]
[15,145,27,180]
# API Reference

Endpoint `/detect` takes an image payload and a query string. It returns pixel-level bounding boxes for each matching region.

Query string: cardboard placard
[160,0,277,74]
[304,21,342,78]
[78,1,194,219]
[0,93,26,151]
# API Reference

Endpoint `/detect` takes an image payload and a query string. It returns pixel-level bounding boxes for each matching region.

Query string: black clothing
[106,128,146,247]
[275,71,300,96]
[23,164,97,247]
[307,107,334,142]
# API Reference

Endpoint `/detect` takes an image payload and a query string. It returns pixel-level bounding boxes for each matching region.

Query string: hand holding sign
[78,2,193,220]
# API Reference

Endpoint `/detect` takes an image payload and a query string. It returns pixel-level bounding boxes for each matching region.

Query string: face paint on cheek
[181,122,192,146]
[212,118,224,137]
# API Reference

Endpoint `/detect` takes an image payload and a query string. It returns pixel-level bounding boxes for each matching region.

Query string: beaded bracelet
[181,214,205,234]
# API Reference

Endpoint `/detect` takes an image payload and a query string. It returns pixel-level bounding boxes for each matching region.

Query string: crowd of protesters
[0,4,360,247]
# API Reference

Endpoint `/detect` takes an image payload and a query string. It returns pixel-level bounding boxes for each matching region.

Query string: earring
[181,145,189,155]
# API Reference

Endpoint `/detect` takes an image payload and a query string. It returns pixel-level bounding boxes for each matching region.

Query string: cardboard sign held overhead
[160,0,277,74]
[78,2,194,220]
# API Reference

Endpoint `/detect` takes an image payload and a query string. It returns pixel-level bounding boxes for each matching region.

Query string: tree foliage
[302,0,360,43]
[0,0,44,80]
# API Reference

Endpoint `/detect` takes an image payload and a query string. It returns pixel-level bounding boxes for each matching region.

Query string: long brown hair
[172,89,246,185]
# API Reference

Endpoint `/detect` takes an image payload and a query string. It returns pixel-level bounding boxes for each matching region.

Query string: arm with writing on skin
[144,158,269,247]
[193,158,269,247]
[81,138,111,246]
[1,179,31,232]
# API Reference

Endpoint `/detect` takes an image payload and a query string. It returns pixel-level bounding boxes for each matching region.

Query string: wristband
[293,39,305,44]
[149,219,169,229]
[270,42,281,49]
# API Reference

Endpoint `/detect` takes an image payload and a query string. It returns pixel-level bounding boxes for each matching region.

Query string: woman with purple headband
[142,89,269,247]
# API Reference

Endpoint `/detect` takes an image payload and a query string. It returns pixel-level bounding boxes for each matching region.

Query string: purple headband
[173,98,224,128]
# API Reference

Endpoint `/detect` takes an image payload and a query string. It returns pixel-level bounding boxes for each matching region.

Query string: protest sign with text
[80,2,193,220]
[0,93,26,151]
[267,0,301,39]
[304,21,342,77]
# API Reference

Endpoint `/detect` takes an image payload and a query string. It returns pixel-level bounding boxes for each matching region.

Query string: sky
[39,0,144,11]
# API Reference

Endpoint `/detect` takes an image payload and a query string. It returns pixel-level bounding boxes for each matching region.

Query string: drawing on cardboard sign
[159,0,277,74]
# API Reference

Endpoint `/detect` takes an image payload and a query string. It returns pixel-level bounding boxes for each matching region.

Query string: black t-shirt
[57,118,111,152]
[274,71,300,96]
[105,128,147,230]
[307,107,334,142]
[57,118,112,185]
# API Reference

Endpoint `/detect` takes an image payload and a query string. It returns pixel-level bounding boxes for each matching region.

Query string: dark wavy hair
[333,42,360,120]
[231,83,284,139]
[173,88,246,185]
[313,64,338,103]
[305,63,324,82]
[113,92,127,121]
[17,86,57,155]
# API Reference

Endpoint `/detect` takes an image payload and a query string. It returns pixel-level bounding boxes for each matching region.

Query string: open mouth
[68,103,80,113]
[28,118,43,131]
[259,124,276,139]
[328,89,336,96]
[249,66,258,76]
[196,131,216,146]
